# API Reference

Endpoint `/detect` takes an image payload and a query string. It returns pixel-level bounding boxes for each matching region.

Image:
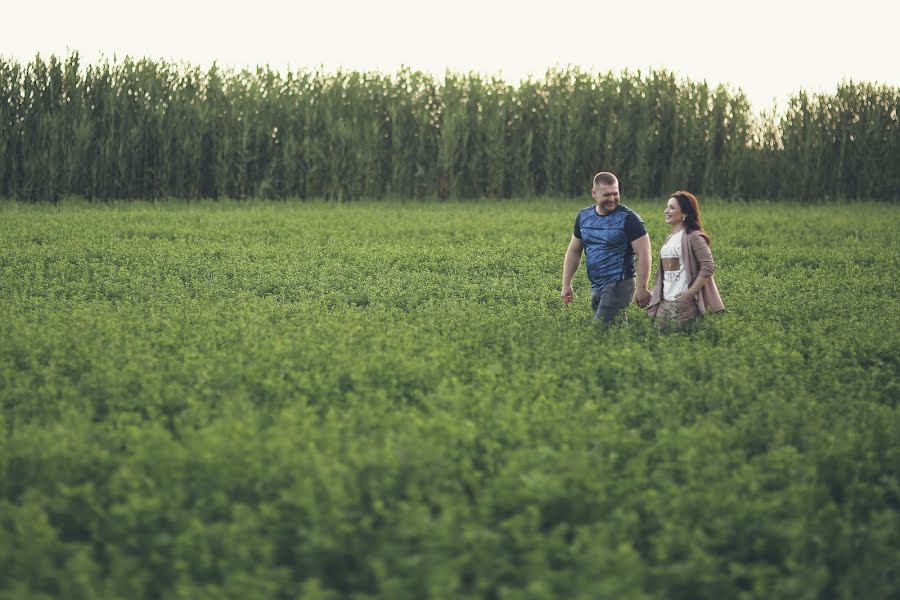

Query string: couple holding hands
[560,171,725,330]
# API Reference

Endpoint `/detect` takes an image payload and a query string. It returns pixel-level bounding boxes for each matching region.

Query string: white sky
[4,0,898,111]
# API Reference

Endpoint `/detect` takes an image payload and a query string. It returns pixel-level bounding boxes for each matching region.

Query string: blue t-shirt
[573,204,647,291]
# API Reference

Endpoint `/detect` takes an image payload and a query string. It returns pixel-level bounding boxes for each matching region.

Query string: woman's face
[664,197,684,225]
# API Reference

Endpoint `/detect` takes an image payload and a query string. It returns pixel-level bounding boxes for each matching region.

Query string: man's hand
[561,284,574,305]
[634,287,651,308]
[630,234,651,309]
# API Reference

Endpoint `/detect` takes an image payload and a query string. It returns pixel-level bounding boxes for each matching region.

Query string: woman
[646,191,724,329]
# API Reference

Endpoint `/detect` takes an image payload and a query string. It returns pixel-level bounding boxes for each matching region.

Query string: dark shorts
[590,278,636,323]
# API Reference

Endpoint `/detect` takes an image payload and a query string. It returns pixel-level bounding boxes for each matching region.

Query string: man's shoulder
[576,205,596,221]
[617,204,643,221]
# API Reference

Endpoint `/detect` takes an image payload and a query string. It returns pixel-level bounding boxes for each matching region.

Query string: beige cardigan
[646,229,725,317]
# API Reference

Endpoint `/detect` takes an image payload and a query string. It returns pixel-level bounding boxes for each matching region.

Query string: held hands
[634,287,651,308]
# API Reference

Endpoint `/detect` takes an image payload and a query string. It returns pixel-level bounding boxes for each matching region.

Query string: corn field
[1,53,897,202]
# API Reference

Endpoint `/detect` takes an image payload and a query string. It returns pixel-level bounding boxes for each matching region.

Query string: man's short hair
[592,172,618,188]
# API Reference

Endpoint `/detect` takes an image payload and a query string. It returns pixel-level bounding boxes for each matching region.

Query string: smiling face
[591,181,620,214]
[664,197,684,226]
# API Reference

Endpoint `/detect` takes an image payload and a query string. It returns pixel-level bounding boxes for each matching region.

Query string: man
[560,172,652,322]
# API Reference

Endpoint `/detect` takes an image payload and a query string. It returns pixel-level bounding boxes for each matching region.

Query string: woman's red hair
[671,190,709,243]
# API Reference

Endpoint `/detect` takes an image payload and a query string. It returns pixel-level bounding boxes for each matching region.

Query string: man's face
[592,181,620,214]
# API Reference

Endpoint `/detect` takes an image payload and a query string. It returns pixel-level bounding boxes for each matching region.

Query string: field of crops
[3,55,898,202]
[1,198,899,599]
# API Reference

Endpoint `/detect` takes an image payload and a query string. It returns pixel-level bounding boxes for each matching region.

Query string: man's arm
[561,235,583,304]
[631,233,651,307]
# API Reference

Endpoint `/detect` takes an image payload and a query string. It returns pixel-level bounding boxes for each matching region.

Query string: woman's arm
[681,233,716,300]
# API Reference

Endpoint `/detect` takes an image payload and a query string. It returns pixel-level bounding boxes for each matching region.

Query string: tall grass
[1,53,897,201]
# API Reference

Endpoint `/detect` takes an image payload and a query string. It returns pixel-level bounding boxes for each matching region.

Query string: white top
[660,230,688,301]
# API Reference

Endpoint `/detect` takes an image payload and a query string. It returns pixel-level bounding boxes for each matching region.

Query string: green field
[1,199,899,599]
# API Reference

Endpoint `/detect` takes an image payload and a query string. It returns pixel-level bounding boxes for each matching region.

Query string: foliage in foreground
[0,199,899,599]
